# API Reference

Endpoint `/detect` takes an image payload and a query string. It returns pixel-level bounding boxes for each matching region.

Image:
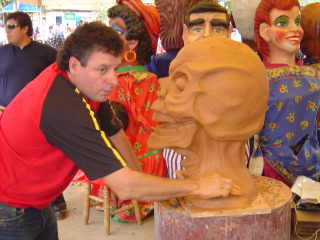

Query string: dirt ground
[58,183,154,240]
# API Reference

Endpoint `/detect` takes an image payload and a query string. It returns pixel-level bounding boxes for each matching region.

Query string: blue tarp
[2,2,40,12]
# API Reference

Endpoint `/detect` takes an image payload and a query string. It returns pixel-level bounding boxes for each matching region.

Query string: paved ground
[58,183,154,240]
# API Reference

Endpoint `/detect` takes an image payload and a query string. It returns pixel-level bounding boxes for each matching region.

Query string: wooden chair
[83,180,142,235]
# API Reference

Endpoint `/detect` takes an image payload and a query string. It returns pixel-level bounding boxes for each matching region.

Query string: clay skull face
[149,36,269,149]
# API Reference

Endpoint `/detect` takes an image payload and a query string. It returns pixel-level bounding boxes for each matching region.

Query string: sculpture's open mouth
[149,119,198,149]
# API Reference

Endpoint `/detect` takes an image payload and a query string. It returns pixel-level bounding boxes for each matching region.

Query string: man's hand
[0,106,5,114]
[193,174,239,199]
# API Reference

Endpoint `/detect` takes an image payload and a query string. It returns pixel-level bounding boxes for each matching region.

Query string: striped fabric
[164,140,254,179]
[163,148,183,179]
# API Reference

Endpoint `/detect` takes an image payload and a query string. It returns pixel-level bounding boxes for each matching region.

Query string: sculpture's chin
[148,120,198,149]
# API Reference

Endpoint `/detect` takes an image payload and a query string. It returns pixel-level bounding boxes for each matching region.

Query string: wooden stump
[155,176,292,240]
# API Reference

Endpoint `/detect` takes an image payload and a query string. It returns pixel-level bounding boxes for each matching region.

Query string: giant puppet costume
[149,36,269,210]
[254,0,320,185]
[107,0,167,223]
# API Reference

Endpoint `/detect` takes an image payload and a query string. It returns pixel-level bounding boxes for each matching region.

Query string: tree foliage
[0,0,13,8]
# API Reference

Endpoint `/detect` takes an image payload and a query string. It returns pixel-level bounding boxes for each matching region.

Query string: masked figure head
[183,1,231,46]
[108,0,160,65]
[301,2,320,64]
[149,37,268,210]
[254,0,303,63]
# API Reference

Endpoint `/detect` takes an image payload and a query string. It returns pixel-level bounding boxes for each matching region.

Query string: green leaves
[0,0,13,8]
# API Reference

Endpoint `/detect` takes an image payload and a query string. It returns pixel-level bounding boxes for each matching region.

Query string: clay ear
[259,23,271,42]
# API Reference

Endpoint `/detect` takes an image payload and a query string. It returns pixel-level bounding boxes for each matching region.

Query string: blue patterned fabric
[259,65,320,181]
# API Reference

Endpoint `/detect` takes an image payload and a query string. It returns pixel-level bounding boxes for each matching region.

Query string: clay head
[150,36,268,149]
[254,0,302,59]
[301,3,320,60]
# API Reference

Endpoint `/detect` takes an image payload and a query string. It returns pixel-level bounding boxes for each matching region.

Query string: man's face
[69,50,121,102]
[5,19,28,46]
[183,12,231,45]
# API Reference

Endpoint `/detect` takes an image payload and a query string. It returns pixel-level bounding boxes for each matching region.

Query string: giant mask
[149,37,269,210]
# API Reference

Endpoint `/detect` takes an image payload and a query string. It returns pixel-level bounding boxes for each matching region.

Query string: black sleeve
[40,75,126,180]
[97,101,125,136]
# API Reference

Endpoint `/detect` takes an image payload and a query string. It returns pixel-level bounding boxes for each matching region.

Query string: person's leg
[35,206,59,240]
[0,203,58,240]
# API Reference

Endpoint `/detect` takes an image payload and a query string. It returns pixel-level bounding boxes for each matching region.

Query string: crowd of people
[0,0,319,239]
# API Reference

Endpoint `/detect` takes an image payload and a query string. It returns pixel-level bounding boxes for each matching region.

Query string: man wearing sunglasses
[0,12,66,219]
[0,12,56,109]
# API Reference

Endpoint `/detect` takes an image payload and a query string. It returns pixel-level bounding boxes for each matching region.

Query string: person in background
[0,11,68,220]
[0,21,233,240]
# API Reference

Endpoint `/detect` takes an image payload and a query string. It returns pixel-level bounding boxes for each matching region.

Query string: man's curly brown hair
[108,4,153,65]
[57,21,124,71]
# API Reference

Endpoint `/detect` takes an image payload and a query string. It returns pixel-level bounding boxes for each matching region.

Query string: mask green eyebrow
[273,15,289,27]
[295,15,301,26]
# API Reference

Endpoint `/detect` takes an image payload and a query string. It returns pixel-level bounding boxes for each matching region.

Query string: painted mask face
[267,6,304,55]
[183,12,231,45]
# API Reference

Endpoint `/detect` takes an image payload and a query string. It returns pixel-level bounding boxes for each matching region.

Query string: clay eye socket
[175,76,187,92]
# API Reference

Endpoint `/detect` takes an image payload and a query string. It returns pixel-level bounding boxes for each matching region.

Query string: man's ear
[127,39,139,50]
[21,25,29,36]
[259,23,271,42]
[68,56,81,75]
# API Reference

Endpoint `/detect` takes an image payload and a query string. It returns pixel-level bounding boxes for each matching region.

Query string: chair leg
[83,182,91,225]
[110,191,118,209]
[132,200,142,225]
[103,186,111,235]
